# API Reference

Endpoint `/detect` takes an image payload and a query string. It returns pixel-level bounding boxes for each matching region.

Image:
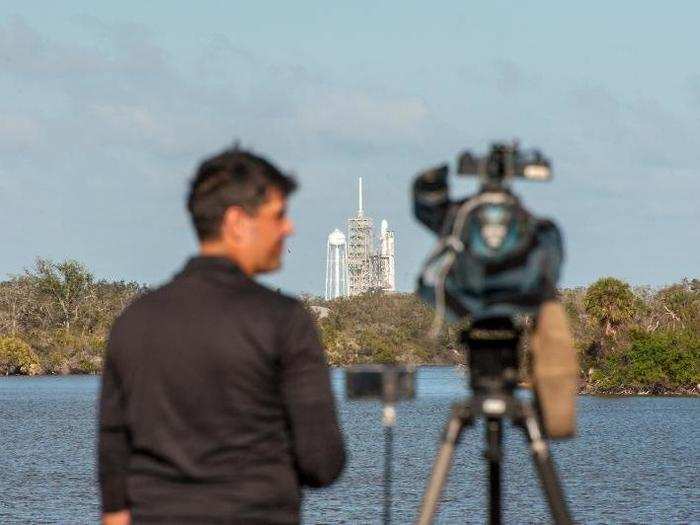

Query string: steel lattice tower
[347,178,375,295]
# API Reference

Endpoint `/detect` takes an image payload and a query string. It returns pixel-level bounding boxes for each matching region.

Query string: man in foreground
[98,148,345,524]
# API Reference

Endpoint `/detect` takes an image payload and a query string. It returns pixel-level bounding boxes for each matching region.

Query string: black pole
[486,418,503,525]
[384,423,393,525]
[382,403,397,525]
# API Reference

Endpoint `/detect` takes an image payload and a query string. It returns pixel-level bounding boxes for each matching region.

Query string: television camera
[345,142,577,525]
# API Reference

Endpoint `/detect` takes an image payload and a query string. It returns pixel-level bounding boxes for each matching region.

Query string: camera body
[414,142,563,321]
[462,316,521,396]
[413,142,578,440]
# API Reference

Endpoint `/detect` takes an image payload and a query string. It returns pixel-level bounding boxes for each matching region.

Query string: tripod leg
[416,409,467,525]
[485,418,503,525]
[521,409,573,525]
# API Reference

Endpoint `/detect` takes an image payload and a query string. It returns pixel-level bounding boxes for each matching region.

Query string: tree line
[562,277,699,394]
[1,258,697,394]
[307,277,699,394]
[0,258,144,375]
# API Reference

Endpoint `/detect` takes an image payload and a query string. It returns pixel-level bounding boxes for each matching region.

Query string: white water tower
[325,229,349,300]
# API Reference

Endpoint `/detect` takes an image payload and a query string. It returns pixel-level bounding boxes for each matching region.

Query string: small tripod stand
[416,319,573,525]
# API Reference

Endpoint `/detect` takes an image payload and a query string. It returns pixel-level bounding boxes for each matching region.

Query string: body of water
[0,369,698,524]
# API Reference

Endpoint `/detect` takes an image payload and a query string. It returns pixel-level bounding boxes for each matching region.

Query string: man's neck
[199,242,255,276]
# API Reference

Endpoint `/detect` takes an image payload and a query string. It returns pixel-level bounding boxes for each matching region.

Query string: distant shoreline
[3,367,697,397]
[578,384,699,397]
[2,263,697,395]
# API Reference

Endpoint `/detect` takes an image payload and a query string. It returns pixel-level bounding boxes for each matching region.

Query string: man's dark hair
[187,147,297,241]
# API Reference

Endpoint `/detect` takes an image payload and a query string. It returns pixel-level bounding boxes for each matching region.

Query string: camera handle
[416,396,572,525]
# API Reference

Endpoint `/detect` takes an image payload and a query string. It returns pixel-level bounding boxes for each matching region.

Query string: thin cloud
[492,59,541,95]
[0,113,42,152]
[0,16,435,166]
[687,74,700,107]
[0,15,696,290]
[0,15,106,77]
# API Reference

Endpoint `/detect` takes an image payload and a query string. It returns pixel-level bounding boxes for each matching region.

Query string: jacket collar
[179,256,246,281]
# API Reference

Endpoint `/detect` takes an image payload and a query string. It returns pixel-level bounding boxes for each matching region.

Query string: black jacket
[98,256,345,524]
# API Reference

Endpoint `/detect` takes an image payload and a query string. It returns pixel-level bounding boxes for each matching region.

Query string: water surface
[0,369,697,524]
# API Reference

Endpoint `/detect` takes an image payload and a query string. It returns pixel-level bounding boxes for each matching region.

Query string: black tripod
[416,318,573,525]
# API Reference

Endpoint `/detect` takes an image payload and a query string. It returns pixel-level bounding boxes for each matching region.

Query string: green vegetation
[0,258,697,395]
[303,292,460,366]
[561,277,699,395]
[582,277,637,338]
[0,336,40,375]
[309,276,699,395]
[590,329,699,393]
[0,258,144,374]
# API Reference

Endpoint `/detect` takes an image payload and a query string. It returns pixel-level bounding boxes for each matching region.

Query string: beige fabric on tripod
[530,301,578,439]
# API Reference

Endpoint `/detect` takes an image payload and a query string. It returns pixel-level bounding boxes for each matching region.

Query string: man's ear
[221,206,249,243]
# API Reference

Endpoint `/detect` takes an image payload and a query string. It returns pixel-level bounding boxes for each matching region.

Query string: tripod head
[462,317,521,397]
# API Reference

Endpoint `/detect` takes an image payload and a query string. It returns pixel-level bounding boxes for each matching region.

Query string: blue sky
[1,2,698,295]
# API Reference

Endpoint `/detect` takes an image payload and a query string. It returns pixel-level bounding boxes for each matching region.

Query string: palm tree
[583,277,636,338]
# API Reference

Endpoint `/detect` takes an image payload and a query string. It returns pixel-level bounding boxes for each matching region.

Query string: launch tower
[325,178,396,297]
[347,178,375,295]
